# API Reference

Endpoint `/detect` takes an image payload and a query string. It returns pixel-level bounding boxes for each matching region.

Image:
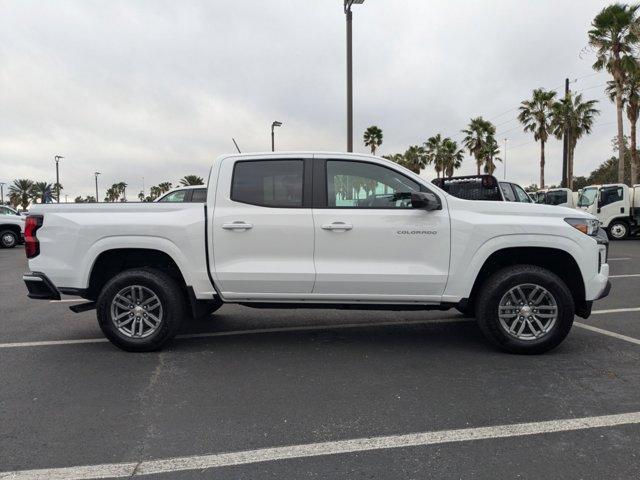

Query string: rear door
[212,155,315,298]
[311,156,450,301]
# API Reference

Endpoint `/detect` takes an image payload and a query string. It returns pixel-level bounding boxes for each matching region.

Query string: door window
[545,190,567,205]
[512,184,532,203]
[600,187,623,207]
[326,160,420,208]
[159,190,189,202]
[499,183,516,202]
[231,160,304,207]
[191,188,207,202]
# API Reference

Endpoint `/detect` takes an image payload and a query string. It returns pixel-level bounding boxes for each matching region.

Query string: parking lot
[1,242,639,479]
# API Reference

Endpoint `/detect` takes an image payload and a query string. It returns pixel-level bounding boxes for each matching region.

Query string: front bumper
[23,272,61,300]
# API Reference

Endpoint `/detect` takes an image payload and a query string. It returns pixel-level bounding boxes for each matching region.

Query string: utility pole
[54,155,64,203]
[94,172,100,202]
[561,78,569,188]
[344,0,365,152]
[0,182,5,205]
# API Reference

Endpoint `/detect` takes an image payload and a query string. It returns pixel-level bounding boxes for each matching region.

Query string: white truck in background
[22,152,610,354]
[542,188,579,209]
[577,184,640,240]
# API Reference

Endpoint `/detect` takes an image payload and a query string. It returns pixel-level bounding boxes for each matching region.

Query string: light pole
[503,138,508,180]
[0,182,5,205]
[271,121,283,151]
[344,0,364,152]
[94,172,100,202]
[54,155,64,202]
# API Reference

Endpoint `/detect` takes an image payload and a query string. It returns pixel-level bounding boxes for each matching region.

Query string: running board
[69,302,96,313]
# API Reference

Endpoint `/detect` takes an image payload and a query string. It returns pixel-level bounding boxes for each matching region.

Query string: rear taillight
[25,215,43,259]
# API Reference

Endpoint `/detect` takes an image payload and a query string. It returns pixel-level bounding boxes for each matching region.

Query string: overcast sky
[0,0,618,199]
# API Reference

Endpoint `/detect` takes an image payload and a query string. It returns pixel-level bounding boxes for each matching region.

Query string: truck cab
[543,188,577,208]
[577,184,640,239]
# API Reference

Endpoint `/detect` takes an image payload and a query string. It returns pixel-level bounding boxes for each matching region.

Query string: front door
[212,155,315,298]
[312,157,450,301]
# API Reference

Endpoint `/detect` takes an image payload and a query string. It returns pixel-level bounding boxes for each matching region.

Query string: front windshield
[578,188,597,207]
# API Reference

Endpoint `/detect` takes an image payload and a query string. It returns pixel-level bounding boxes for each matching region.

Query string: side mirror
[411,191,440,211]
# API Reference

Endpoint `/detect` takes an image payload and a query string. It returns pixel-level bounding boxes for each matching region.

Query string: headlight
[565,217,599,236]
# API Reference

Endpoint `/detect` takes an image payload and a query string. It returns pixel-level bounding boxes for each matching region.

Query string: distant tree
[480,136,501,175]
[149,185,162,200]
[424,134,444,178]
[402,145,427,174]
[524,183,539,193]
[441,138,465,178]
[138,191,145,201]
[363,126,383,155]
[518,88,557,188]
[158,182,173,193]
[462,117,496,175]
[31,181,53,203]
[589,3,640,183]
[551,93,600,189]
[179,175,204,186]
[8,179,34,210]
[74,195,97,203]
[573,176,589,190]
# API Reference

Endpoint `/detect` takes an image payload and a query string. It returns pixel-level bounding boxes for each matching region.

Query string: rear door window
[159,190,190,202]
[500,183,516,202]
[231,160,304,207]
[191,188,207,202]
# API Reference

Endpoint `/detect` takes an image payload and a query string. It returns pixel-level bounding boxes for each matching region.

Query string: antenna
[232,138,241,153]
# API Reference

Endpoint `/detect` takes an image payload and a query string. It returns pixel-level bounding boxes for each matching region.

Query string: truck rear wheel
[607,220,629,240]
[475,265,574,354]
[96,268,185,352]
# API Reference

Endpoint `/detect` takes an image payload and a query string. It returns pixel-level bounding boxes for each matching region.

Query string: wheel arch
[462,246,587,317]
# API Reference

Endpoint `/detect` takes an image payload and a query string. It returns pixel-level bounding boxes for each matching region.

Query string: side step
[69,302,96,313]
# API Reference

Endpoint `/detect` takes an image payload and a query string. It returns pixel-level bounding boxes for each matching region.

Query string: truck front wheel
[607,220,629,240]
[475,265,574,354]
[96,268,185,352]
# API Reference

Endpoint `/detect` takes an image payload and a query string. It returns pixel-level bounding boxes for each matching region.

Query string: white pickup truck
[23,152,610,354]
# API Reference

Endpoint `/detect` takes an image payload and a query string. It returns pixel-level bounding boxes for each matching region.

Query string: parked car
[0,205,25,248]
[155,186,207,203]
[577,183,640,239]
[23,152,610,354]
[499,181,533,203]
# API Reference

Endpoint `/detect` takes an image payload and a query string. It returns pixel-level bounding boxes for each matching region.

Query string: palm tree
[424,134,444,178]
[589,3,640,183]
[149,185,162,200]
[551,93,600,189]
[8,179,34,210]
[115,182,127,201]
[441,138,465,178]
[31,181,53,203]
[518,88,557,188]
[606,64,640,184]
[158,182,173,193]
[480,136,502,175]
[462,117,496,175]
[104,186,119,202]
[363,126,383,155]
[401,145,427,174]
[180,175,205,186]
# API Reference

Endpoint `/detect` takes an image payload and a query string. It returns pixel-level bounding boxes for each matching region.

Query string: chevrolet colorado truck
[23,152,611,353]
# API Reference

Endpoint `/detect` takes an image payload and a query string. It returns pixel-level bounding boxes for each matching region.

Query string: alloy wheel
[498,283,558,341]
[110,285,163,339]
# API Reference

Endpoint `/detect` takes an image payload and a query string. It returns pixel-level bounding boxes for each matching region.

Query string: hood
[447,196,594,219]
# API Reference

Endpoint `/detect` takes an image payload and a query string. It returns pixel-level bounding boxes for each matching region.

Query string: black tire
[607,220,629,240]
[475,265,574,354]
[0,230,18,248]
[96,268,186,352]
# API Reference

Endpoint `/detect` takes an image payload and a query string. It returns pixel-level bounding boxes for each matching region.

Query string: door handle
[321,222,353,231]
[222,221,253,230]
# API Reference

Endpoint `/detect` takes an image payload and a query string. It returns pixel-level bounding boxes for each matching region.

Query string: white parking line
[2,411,639,479]
[608,257,633,261]
[0,317,471,350]
[609,274,640,278]
[591,307,640,315]
[575,322,640,346]
[49,299,89,303]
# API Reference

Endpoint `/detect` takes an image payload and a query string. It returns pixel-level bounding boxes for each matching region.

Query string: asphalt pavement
[1,241,640,479]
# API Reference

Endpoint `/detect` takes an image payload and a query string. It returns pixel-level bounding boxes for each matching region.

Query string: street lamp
[503,138,508,180]
[94,172,100,202]
[54,155,64,203]
[344,0,364,152]
[271,121,283,152]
